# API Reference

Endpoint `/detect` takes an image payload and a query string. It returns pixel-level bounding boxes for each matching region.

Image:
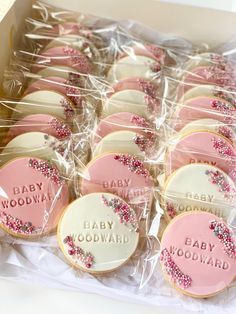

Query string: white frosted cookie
[14,90,75,120]
[179,85,215,103]
[107,55,160,82]
[183,53,222,72]
[163,163,236,221]
[57,192,139,273]
[1,132,68,172]
[180,119,235,143]
[35,65,80,81]
[93,130,149,158]
[103,90,155,119]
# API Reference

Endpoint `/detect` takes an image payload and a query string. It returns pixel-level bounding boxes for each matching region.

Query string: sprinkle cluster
[160,248,192,289]
[62,47,91,73]
[130,114,150,128]
[65,81,82,107]
[166,202,177,219]
[150,62,161,73]
[145,95,160,114]
[205,169,236,200]
[212,137,235,166]
[209,220,236,258]
[0,211,37,235]
[114,154,150,178]
[138,79,157,98]
[28,158,64,186]
[63,235,94,268]
[206,63,235,87]
[133,134,151,152]
[213,89,236,107]
[146,44,165,63]
[50,118,72,139]
[60,98,75,119]
[211,99,235,124]
[102,195,138,231]
[218,126,233,142]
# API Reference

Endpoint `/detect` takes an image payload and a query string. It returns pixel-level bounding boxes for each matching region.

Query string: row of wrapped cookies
[158,52,236,298]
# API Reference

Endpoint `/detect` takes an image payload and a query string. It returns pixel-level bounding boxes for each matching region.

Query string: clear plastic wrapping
[0,1,235,313]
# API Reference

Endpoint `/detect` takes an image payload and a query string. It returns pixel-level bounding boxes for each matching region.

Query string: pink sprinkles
[63,235,94,268]
[62,46,91,73]
[114,154,150,178]
[28,158,64,186]
[102,195,138,231]
[50,118,71,139]
[138,79,157,98]
[218,126,233,142]
[0,211,37,235]
[160,248,192,289]
[205,169,236,200]
[60,98,75,119]
[166,202,177,219]
[209,220,236,258]
[130,115,150,129]
[211,99,235,124]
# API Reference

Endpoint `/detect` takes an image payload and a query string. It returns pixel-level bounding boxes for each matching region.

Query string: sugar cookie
[57,192,139,273]
[0,157,69,238]
[160,212,236,297]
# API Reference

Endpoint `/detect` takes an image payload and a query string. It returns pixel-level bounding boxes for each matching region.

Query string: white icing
[103,90,149,118]
[1,132,66,172]
[107,55,157,82]
[58,192,139,272]
[179,85,215,103]
[93,130,145,158]
[182,53,218,72]
[164,163,236,220]
[35,66,78,80]
[14,90,72,120]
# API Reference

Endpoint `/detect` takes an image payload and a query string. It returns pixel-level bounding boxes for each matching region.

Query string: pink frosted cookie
[173,96,236,131]
[119,43,165,63]
[160,212,236,297]
[25,76,83,107]
[93,112,153,145]
[6,114,72,143]
[107,77,158,98]
[36,46,92,74]
[80,153,154,216]
[166,131,236,178]
[0,157,69,238]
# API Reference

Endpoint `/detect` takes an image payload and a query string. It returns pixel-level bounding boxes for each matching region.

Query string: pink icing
[25,76,82,107]
[107,77,158,98]
[80,153,153,215]
[173,96,236,131]
[93,112,151,145]
[0,157,69,237]
[6,114,72,143]
[160,212,236,296]
[166,131,236,178]
[36,46,92,74]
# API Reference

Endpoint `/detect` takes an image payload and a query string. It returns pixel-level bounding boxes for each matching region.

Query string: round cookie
[15,90,75,120]
[103,89,159,119]
[173,96,236,131]
[1,132,68,172]
[107,55,161,82]
[160,211,236,298]
[6,114,72,143]
[180,119,235,143]
[182,53,225,72]
[178,84,216,103]
[25,76,83,107]
[92,130,151,158]
[36,46,92,74]
[93,112,152,145]
[166,131,236,178]
[80,153,154,216]
[34,65,81,81]
[0,157,69,238]
[57,192,139,273]
[163,163,236,221]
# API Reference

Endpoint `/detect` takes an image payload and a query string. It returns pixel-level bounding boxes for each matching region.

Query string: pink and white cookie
[163,163,236,220]
[160,211,236,297]
[92,130,153,159]
[6,114,72,143]
[107,55,161,82]
[80,153,154,216]
[25,76,83,107]
[34,65,81,81]
[1,132,68,172]
[166,131,236,178]
[179,119,235,143]
[0,157,69,238]
[57,192,139,273]
[103,89,159,119]
[107,77,158,98]
[36,46,92,74]
[93,112,153,145]
[173,96,236,131]
[15,90,75,121]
